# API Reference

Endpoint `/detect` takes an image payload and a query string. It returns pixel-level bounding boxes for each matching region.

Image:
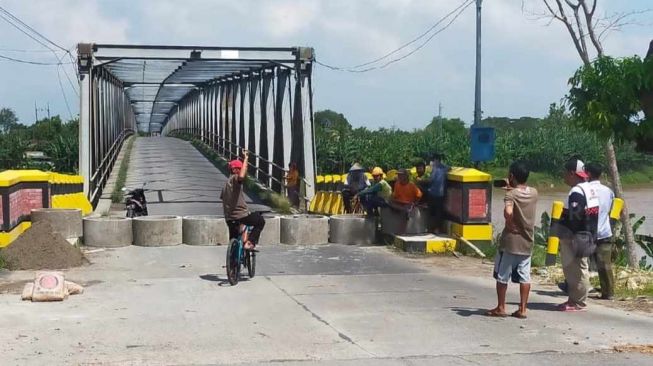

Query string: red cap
[229,160,243,169]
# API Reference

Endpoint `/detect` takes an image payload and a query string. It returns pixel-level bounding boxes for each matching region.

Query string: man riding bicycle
[221,150,265,250]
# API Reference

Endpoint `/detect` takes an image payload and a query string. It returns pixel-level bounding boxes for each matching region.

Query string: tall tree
[539,0,644,266]
[0,108,19,134]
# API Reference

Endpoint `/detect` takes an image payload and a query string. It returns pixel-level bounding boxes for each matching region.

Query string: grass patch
[0,254,6,270]
[171,134,292,214]
[110,136,136,203]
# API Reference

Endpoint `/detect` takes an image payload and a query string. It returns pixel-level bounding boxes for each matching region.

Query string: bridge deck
[124,137,269,216]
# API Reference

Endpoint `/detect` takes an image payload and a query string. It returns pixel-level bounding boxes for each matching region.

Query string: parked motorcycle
[122,183,148,218]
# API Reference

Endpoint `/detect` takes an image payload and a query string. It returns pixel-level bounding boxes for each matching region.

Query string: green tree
[0,108,19,134]
[541,0,646,266]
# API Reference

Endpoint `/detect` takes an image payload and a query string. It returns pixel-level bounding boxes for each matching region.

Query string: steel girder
[78,44,316,206]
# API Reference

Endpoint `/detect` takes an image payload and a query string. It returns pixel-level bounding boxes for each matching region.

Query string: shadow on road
[512,302,560,311]
[448,307,489,317]
[199,274,249,287]
[534,289,565,298]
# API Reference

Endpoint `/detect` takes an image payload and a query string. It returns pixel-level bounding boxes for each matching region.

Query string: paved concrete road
[1,244,652,365]
[124,137,269,216]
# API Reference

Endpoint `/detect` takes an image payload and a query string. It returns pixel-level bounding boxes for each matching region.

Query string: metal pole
[473,0,482,127]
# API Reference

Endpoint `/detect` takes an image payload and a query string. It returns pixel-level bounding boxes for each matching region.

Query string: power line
[0,5,79,116]
[316,0,474,73]
[351,0,474,69]
[0,53,72,65]
[0,6,68,52]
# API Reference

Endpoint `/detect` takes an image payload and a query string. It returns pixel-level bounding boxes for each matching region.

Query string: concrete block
[329,214,377,245]
[182,215,229,246]
[31,208,83,239]
[259,213,280,245]
[393,233,456,254]
[380,206,429,235]
[280,214,329,245]
[132,215,182,247]
[83,216,132,248]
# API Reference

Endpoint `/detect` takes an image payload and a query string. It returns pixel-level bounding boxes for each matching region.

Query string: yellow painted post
[610,197,624,220]
[545,201,564,266]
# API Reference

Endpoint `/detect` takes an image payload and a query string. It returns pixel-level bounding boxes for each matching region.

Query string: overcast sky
[0,0,650,129]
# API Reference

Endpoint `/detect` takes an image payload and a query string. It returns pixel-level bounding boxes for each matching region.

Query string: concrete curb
[329,214,377,245]
[182,215,229,246]
[83,216,133,248]
[31,208,83,239]
[280,214,329,245]
[259,214,281,245]
[132,215,182,247]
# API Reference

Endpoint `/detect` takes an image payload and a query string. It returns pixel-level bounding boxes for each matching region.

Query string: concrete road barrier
[280,214,329,245]
[259,213,280,245]
[329,214,377,245]
[132,215,182,247]
[380,206,429,235]
[31,208,83,239]
[83,216,132,248]
[182,215,229,246]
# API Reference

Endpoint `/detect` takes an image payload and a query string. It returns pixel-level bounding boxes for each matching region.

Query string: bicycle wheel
[225,238,240,285]
[246,251,256,278]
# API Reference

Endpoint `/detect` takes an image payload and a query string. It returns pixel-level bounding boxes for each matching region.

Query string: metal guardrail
[89,128,134,205]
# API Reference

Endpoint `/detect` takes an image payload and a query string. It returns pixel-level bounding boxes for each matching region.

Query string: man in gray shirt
[221,150,265,249]
[486,161,538,319]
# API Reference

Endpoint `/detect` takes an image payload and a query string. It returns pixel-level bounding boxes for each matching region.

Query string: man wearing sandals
[222,150,265,250]
[557,158,599,312]
[486,162,538,319]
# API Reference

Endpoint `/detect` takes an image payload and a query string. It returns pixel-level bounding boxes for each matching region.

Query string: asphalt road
[1,244,652,365]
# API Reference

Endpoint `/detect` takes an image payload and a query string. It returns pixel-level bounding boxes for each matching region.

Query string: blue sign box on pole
[470,127,495,162]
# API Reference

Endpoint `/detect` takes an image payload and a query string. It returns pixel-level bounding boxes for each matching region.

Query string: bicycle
[225,224,256,286]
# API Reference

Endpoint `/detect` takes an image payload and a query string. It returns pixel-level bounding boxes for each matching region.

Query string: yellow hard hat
[372,167,384,176]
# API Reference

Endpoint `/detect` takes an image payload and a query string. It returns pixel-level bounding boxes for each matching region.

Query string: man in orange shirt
[391,169,422,213]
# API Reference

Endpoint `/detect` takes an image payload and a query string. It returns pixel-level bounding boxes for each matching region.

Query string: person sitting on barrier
[356,167,392,217]
[221,150,266,250]
[390,169,423,216]
[285,162,300,208]
[427,153,450,233]
[342,163,370,213]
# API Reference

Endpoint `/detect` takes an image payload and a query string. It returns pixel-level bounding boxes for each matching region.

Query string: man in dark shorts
[221,150,265,249]
[486,161,538,319]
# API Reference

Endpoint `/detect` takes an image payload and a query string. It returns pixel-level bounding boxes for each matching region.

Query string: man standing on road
[558,158,598,312]
[427,153,450,233]
[585,162,616,300]
[221,150,265,250]
[486,162,538,319]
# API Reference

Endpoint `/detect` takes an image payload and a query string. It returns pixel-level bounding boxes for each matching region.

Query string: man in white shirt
[585,162,616,300]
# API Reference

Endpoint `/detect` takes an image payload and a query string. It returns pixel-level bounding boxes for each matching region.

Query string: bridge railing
[79,57,137,207]
[169,128,312,210]
[161,62,317,208]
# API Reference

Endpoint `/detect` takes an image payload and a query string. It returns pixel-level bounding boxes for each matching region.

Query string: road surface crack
[264,276,375,357]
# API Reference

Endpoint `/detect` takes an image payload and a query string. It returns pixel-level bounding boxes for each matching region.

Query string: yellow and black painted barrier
[545,197,625,266]
[0,170,92,247]
[445,167,493,253]
[545,201,564,266]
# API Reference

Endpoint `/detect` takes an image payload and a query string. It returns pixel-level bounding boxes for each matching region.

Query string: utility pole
[34,101,38,122]
[473,0,482,127]
[438,102,443,133]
